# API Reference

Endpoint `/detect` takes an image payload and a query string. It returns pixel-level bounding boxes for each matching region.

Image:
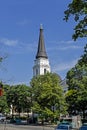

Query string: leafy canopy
[30,73,67,120]
[66,44,87,117]
[64,0,87,40]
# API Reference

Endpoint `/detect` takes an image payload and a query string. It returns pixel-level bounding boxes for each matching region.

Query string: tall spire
[36,25,48,59]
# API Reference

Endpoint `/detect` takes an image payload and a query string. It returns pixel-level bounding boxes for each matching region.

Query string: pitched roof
[36,25,48,59]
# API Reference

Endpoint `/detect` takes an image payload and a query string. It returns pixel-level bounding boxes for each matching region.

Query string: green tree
[0,83,10,114]
[6,84,32,117]
[30,73,67,122]
[0,95,9,114]
[66,45,87,117]
[64,0,87,40]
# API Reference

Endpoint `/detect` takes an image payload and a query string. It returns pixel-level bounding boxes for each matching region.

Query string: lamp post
[51,105,56,123]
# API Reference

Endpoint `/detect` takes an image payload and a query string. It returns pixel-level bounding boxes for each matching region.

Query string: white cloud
[60,40,74,44]
[17,20,30,26]
[47,40,84,51]
[49,40,76,44]
[58,45,82,50]
[52,59,78,72]
[57,39,86,45]
[0,38,36,53]
[16,41,37,53]
[48,45,83,51]
[0,38,18,46]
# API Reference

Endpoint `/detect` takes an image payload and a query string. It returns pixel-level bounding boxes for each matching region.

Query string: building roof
[36,25,48,59]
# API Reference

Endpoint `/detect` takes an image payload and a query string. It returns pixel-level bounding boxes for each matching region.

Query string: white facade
[33,57,51,76]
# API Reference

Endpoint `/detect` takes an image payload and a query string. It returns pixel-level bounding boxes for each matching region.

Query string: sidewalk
[0,123,55,130]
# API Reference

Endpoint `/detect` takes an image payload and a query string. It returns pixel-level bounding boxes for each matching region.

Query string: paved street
[0,123,55,130]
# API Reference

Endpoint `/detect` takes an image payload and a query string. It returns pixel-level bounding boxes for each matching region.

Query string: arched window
[36,69,38,75]
[44,68,46,74]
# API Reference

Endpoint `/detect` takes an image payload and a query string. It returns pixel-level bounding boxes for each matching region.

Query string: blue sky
[0,0,86,85]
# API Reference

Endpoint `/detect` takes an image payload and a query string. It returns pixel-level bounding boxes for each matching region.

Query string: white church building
[33,25,51,76]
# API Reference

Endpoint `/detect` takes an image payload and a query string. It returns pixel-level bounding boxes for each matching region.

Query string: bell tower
[33,25,51,76]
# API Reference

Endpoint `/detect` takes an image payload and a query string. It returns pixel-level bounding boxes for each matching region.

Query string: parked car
[57,121,73,129]
[55,124,72,130]
[0,114,6,122]
[79,124,87,130]
[59,122,72,128]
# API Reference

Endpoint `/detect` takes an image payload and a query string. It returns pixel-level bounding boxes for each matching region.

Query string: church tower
[33,25,51,76]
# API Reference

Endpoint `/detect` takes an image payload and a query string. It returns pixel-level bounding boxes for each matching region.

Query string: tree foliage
[0,84,10,114]
[0,83,32,115]
[66,44,87,117]
[64,0,87,40]
[30,73,67,121]
[6,84,32,116]
[0,93,9,114]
